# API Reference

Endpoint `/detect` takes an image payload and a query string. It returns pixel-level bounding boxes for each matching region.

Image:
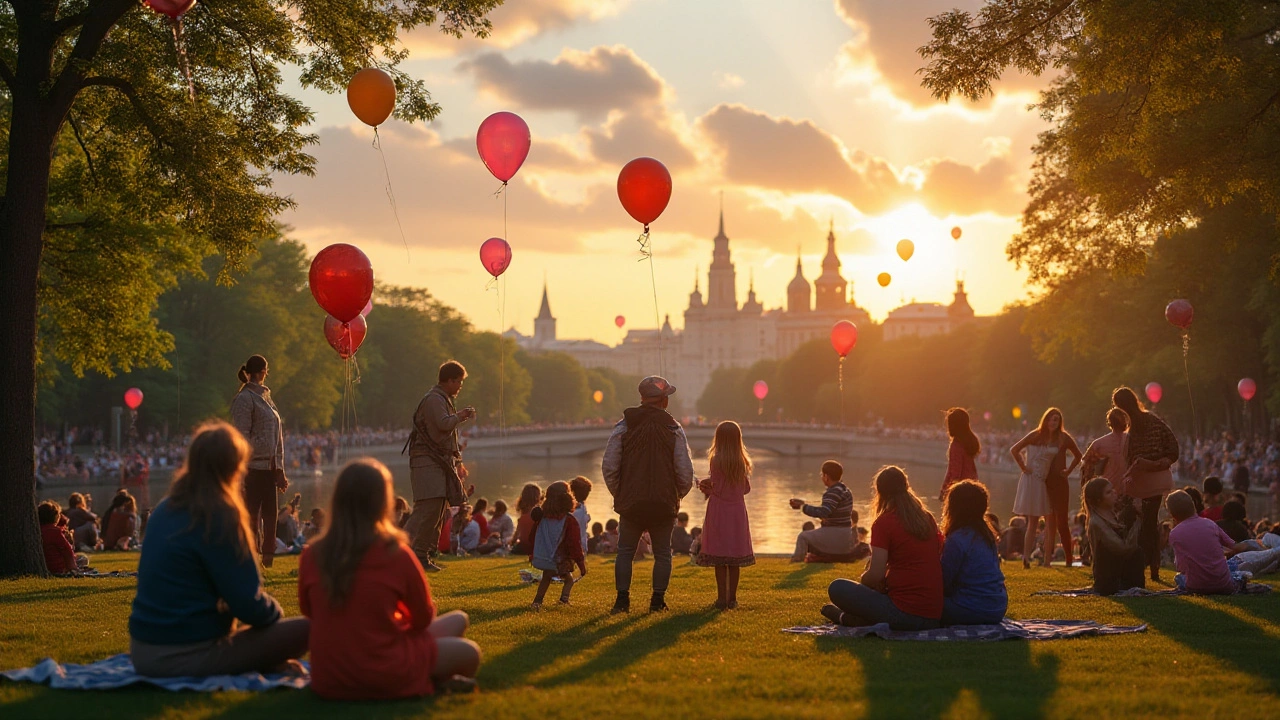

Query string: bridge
[462,424,865,459]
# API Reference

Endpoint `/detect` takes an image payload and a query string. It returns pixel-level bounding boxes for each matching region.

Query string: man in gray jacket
[602,376,694,613]
[404,360,475,571]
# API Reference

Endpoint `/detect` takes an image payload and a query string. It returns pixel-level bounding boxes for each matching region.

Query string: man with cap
[602,375,695,613]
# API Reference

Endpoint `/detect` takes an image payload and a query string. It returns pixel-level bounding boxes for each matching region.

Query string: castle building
[880,281,977,342]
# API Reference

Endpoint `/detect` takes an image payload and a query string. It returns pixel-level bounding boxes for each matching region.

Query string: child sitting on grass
[300,458,480,698]
[1082,477,1144,595]
[39,500,81,575]
[526,481,587,609]
[1166,490,1252,594]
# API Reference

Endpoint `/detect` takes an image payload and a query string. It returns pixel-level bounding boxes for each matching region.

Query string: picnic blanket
[54,570,137,579]
[781,618,1147,641]
[1032,583,1273,598]
[1,654,309,691]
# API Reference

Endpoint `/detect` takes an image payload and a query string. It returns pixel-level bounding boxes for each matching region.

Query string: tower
[814,219,848,312]
[534,281,556,345]
[742,269,762,315]
[707,200,737,310]
[688,266,704,310]
[787,250,811,313]
[948,279,975,323]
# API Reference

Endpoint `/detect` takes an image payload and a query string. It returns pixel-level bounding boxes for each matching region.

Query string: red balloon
[615,315,625,329]
[617,157,672,226]
[476,112,531,183]
[1145,382,1163,404]
[1165,299,1194,330]
[753,380,769,401]
[123,388,144,410]
[1239,378,1257,401]
[146,0,196,18]
[830,321,858,358]
[324,315,368,360]
[309,244,373,323]
[479,237,512,278]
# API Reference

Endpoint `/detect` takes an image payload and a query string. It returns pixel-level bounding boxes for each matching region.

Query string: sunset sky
[275,0,1050,342]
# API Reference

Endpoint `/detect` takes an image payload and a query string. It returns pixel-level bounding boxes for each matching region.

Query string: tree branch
[79,76,167,145]
[66,111,99,186]
[47,0,137,119]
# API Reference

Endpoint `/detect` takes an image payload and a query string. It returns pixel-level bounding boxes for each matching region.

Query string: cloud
[584,109,697,170]
[406,0,630,57]
[834,0,1049,106]
[458,45,666,121]
[714,71,745,89]
[918,152,1024,216]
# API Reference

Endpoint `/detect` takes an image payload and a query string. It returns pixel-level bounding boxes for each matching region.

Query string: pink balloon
[615,315,625,329]
[1239,378,1257,401]
[830,321,858,358]
[1165,299,1194,330]
[124,388,144,410]
[982,411,992,421]
[324,315,368,360]
[476,112,531,183]
[479,237,512,278]
[753,380,769,401]
[361,299,373,317]
[1145,382,1163,404]
[146,0,196,19]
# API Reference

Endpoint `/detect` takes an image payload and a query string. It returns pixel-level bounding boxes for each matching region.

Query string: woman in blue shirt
[129,421,308,677]
[939,480,1008,625]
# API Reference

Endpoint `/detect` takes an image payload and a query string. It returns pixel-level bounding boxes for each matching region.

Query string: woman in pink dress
[696,421,755,610]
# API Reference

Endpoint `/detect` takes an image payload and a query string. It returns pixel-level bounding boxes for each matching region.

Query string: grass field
[2,553,1279,719]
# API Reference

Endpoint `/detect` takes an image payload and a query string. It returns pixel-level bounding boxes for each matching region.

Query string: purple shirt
[1169,516,1236,593]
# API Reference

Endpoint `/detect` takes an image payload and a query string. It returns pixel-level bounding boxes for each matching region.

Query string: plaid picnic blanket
[1,654,309,691]
[781,618,1147,641]
[1032,583,1273,598]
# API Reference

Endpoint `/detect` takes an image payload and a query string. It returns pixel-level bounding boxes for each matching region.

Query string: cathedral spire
[536,279,552,320]
[718,191,725,238]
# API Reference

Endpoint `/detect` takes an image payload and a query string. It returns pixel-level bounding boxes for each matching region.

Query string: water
[43,442,1032,554]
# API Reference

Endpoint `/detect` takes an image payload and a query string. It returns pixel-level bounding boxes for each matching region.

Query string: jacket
[230,383,285,471]
[602,404,694,521]
[407,385,463,470]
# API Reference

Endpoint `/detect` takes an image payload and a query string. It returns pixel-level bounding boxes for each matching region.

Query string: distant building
[881,281,977,342]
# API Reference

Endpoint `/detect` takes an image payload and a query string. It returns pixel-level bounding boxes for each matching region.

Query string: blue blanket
[782,618,1147,641]
[1032,583,1273,598]
[1,654,309,691]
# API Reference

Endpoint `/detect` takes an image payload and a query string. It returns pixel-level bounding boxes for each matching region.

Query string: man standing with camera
[404,360,475,571]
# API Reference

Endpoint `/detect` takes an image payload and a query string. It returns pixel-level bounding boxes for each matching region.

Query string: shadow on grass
[0,584,136,605]
[816,636,1060,719]
[773,562,828,590]
[1120,595,1280,694]
[477,615,636,688]
[537,609,718,688]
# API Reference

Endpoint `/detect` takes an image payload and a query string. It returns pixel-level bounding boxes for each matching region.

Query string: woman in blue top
[939,480,1008,626]
[129,421,309,677]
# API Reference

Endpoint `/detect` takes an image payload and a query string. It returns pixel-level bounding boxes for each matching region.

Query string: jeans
[615,515,674,594]
[1138,495,1163,573]
[941,598,1005,626]
[790,526,855,561]
[827,579,939,631]
[243,469,282,561]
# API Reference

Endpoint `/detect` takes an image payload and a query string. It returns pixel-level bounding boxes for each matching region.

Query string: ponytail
[237,365,250,384]
[238,355,268,387]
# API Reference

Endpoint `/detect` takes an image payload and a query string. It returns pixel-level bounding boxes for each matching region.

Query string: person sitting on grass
[999,516,1026,561]
[671,511,694,555]
[1166,490,1252,594]
[1200,476,1225,521]
[471,498,490,542]
[1082,477,1145,595]
[525,481,587,609]
[102,494,139,551]
[939,481,1007,625]
[475,500,514,555]
[300,458,480,698]
[588,522,605,554]
[65,492,99,551]
[689,526,702,556]
[129,421,309,678]
[451,505,480,555]
[1216,501,1252,543]
[822,466,943,630]
[789,460,856,562]
[303,508,326,542]
[602,518,620,553]
[511,483,543,555]
[39,500,81,576]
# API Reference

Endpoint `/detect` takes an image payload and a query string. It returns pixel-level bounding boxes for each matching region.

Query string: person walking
[1010,408,1081,568]
[1113,386,1179,582]
[403,360,476,572]
[602,376,695,614]
[230,354,288,568]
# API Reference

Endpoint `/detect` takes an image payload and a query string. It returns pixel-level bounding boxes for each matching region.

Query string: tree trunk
[0,94,55,577]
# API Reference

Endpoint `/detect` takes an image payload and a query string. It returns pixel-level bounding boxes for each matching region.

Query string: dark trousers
[615,515,674,595]
[406,497,448,563]
[1139,495,1163,574]
[1046,473,1073,562]
[244,469,281,560]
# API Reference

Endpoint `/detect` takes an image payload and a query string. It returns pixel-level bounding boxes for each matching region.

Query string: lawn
[1,554,1278,719]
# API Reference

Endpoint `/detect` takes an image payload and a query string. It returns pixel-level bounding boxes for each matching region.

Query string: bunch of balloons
[310,244,374,360]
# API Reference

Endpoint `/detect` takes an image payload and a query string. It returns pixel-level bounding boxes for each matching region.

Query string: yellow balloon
[593,390,604,404]
[1012,406,1022,419]
[877,272,891,287]
[896,239,914,262]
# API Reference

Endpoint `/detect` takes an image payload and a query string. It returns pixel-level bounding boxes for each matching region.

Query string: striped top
[803,482,854,528]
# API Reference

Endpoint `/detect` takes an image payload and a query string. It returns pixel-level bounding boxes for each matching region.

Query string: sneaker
[714,599,727,611]
[649,594,668,612]
[435,675,478,695]
[820,603,843,625]
[530,601,543,611]
[610,593,631,615]
[558,597,572,605]
[423,560,444,573]
[726,600,738,610]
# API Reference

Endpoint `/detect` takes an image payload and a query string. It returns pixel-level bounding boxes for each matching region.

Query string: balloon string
[170,16,195,102]
[1182,331,1198,438]
[492,181,507,198]
[636,225,651,260]
[372,127,411,263]
[641,226,663,376]
[838,356,846,428]
[499,274,507,486]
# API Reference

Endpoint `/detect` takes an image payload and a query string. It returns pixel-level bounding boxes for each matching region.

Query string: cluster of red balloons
[474,112,531,279]
[310,244,374,360]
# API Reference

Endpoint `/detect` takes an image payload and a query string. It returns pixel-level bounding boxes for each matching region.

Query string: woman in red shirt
[940,408,980,501]
[822,466,943,630]
[299,459,481,699]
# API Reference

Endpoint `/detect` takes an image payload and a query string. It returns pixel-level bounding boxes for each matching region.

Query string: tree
[0,0,501,575]
[517,351,590,424]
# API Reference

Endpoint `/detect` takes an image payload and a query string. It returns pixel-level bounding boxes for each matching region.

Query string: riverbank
[2,555,1279,719]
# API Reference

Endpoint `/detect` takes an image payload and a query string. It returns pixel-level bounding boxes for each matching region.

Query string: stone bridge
[463,425,861,459]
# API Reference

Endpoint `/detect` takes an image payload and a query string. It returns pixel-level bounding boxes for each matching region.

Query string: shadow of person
[773,562,829,590]
[536,608,719,688]
[816,634,1060,719]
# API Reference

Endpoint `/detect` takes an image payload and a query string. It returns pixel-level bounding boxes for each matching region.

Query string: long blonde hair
[311,458,405,607]
[871,466,937,541]
[166,421,255,560]
[708,421,752,486]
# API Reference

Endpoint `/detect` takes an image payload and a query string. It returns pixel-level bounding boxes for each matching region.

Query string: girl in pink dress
[696,421,755,610]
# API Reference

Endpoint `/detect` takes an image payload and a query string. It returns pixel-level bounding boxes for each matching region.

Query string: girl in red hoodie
[299,459,481,698]
[525,481,587,609]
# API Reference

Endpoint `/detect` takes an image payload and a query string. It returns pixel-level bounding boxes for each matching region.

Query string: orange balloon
[347,68,396,127]
[877,272,891,287]
[950,226,962,240]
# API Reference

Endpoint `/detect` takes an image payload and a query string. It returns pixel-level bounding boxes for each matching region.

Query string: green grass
[2,554,1279,719]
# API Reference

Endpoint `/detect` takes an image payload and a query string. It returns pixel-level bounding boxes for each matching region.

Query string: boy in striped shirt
[789,461,858,561]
